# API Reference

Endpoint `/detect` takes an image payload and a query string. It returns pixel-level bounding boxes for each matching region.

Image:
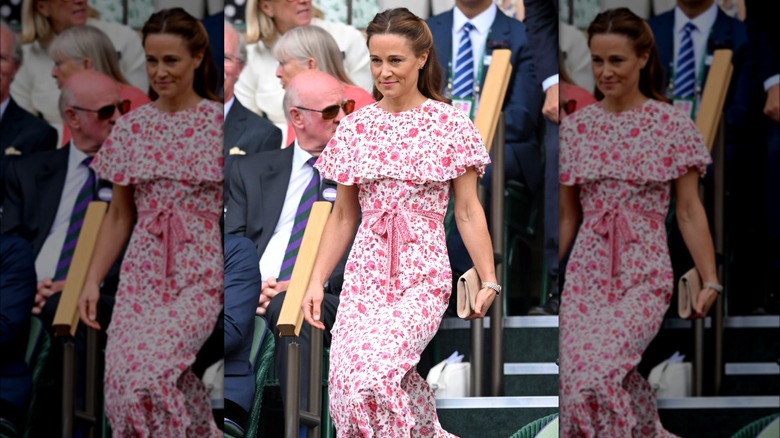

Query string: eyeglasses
[295,100,355,120]
[71,100,131,120]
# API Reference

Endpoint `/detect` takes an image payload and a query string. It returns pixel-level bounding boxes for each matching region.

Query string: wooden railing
[52,201,107,438]
[691,49,733,396]
[276,202,332,438]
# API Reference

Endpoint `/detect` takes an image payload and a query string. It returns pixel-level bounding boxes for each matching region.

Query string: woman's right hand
[301,282,326,331]
[78,282,102,330]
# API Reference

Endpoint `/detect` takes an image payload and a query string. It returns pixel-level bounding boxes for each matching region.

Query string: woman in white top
[11,0,147,140]
[235,0,371,142]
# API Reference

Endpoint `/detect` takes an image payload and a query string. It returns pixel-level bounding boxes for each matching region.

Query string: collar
[0,96,9,122]
[453,2,497,36]
[674,2,718,35]
[291,139,317,171]
[67,140,91,172]
[225,95,235,118]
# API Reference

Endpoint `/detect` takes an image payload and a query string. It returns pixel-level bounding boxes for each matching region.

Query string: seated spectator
[0,234,37,432]
[1,70,125,436]
[226,70,354,437]
[48,24,151,145]
[0,19,57,207]
[223,234,263,431]
[11,0,147,141]
[272,24,375,144]
[234,0,371,145]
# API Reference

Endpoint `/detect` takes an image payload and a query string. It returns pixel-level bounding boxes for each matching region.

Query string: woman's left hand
[465,287,498,320]
[692,287,718,319]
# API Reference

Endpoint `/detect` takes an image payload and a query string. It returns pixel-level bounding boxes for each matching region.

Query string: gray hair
[58,83,76,118]
[48,25,129,85]
[272,25,353,86]
[282,81,299,123]
[0,19,23,65]
[224,20,247,66]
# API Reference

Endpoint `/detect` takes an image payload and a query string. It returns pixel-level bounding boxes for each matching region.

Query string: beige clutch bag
[457,267,480,319]
[678,268,702,319]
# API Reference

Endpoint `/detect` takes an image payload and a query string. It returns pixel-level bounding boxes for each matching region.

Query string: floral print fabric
[315,100,490,437]
[558,100,710,437]
[91,100,224,437]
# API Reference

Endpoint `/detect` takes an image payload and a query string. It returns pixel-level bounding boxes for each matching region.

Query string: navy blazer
[648,8,756,130]
[426,9,542,147]
[225,146,347,294]
[224,98,283,203]
[223,234,262,413]
[0,233,37,424]
[0,98,58,206]
[522,0,559,85]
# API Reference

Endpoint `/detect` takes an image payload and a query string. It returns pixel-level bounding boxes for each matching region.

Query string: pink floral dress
[558,100,711,437]
[91,100,224,437]
[315,100,490,437]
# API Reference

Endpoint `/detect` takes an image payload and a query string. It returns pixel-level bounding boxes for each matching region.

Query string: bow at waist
[138,209,220,277]
[363,208,444,277]
[583,208,666,277]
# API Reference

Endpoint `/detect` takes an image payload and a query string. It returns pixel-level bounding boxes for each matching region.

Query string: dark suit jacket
[522,0,559,86]
[427,8,543,190]
[1,147,121,294]
[223,233,262,414]
[648,8,756,133]
[224,98,283,203]
[225,146,346,293]
[0,233,36,424]
[0,98,58,206]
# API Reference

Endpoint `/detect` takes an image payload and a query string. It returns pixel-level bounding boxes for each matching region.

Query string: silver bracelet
[704,282,723,294]
[481,281,502,295]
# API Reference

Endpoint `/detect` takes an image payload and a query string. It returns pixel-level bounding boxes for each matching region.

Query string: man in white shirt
[225,70,354,432]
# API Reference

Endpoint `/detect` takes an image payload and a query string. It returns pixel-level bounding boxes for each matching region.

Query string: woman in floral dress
[77,8,223,436]
[301,8,499,437]
[558,8,720,437]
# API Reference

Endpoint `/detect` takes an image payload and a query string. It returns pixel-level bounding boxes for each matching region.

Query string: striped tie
[53,157,95,281]
[278,157,320,281]
[674,22,697,98]
[452,22,475,98]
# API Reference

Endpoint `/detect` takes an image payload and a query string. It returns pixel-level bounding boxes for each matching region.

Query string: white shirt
[673,3,718,89]
[452,3,498,85]
[0,96,9,122]
[258,141,318,281]
[35,142,91,281]
[225,95,235,119]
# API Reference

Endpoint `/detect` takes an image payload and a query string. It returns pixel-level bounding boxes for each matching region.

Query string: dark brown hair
[587,8,668,102]
[142,7,220,102]
[365,8,447,103]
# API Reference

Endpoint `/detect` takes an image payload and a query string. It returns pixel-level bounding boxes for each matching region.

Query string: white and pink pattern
[558,99,711,437]
[315,99,490,437]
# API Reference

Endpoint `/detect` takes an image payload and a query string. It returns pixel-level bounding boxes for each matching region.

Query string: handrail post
[62,340,75,438]
[285,340,301,438]
[84,328,99,438]
[307,325,323,438]
[713,116,726,394]
[489,113,505,396]
[469,318,484,397]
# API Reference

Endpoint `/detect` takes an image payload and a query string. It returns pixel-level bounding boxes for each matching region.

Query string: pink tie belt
[363,208,444,278]
[583,208,666,277]
[138,209,220,278]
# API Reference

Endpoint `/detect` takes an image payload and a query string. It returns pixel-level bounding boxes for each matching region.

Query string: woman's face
[36,0,88,34]
[260,0,312,35]
[52,57,86,88]
[589,33,648,101]
[275,57,310,88]
[368,34,427,101]
[144,33,203,101]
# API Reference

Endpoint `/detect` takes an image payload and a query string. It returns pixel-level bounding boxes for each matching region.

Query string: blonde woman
[48,25,151,145]
[272,24,375,144]
[11,0,146,139]
[234,0,371,144]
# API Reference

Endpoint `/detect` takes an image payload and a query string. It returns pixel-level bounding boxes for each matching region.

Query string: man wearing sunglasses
[225,70,356,432]
[3,68,125,334]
